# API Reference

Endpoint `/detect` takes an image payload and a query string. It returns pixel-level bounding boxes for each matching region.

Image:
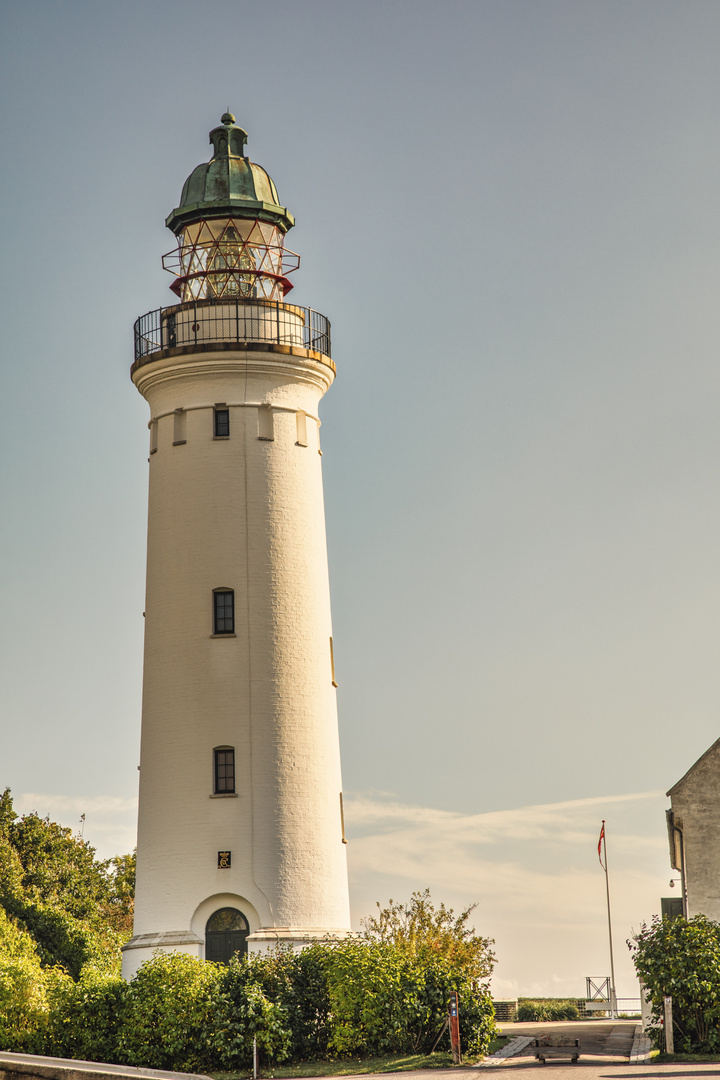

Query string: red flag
[598,821,605,869]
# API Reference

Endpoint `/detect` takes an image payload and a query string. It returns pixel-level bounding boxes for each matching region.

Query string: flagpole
[601,821,618,1019]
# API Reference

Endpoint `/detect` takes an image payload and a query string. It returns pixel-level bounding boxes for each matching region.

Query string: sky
[2,0,720,998]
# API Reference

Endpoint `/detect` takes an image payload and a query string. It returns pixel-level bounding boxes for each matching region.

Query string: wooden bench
[533,1038,580,1064]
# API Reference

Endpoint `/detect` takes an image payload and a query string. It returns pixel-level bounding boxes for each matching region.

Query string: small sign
[218,851,231,869]
[448,991,461,1064]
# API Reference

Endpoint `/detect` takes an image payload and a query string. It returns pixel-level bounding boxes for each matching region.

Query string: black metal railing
[133,299,331,363]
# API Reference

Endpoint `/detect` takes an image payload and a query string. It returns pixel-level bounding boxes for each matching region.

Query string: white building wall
[122,346,351,979]
[668,739,720,923]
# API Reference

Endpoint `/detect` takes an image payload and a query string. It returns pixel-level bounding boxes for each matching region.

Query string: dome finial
[208,113,247,159]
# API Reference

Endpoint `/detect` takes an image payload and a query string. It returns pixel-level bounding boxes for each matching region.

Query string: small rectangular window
[340,792,347,844]
[215,748,235,794]
[173,409,186,445]
[296,410,308,446]
[258,405,274,441]
[214,407,230,438]
[213,590,235,634]
[330,636,338,687]
[149,420,158,454]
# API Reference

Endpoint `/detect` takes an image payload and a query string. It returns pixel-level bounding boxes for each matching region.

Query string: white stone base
[121,931,203,980]
[121,926,356,977]
[247,927,356,955]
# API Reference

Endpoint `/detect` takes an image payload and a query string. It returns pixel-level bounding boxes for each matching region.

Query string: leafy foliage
[324,938,494,1057]
[0,941,496,1066]
[363,889,495,981]
[0,789,134,978]
[276,944,333,1060]
[0,906,72,1052]
[629,914,720,1052]
[118,951,221,1070]
[44,967,130,1062]
[210,953,293,1068]
[0,802,497,1070]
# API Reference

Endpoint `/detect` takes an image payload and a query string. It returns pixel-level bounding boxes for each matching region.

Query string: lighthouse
[121,113,351,979]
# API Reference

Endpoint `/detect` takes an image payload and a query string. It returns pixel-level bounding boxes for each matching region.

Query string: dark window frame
[214,407,230,438]
[213,589,235,634]
[214,747,236,794]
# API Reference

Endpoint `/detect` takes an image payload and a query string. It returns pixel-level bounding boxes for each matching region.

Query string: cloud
[11,787,671,999]
[14,793,138,858]
[344,789,670,1000]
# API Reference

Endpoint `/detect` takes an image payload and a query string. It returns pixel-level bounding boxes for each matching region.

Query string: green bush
[630,914,720,1053]
[209,954,293,1068]
[277,944,332,1060]
[20,943,495,1069]
[516,999,580,1021]
[44,968,129,1062]
[0,906,63,1051]
[363,890,495,982]
[117,951,222,1071]
[324,939,495,1058]
[217,946,331,1063]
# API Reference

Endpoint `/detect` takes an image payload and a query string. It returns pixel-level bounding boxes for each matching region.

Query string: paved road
[495,1019,637,1065]
[300,1019,720,1078]
[479,1020,720,1074]
[302,1065,720,1080]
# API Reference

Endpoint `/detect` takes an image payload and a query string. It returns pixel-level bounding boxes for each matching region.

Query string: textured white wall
[122,345,351,979]
[669,742,720,922]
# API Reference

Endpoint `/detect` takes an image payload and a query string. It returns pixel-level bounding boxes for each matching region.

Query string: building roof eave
[666,735,720,797]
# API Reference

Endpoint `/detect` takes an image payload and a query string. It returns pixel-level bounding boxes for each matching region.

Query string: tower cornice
[131,346,335,399]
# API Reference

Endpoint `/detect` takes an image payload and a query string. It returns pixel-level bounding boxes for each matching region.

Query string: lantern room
[162,113,299,302]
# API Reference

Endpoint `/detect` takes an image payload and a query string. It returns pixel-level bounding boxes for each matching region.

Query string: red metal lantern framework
[163,216,300,302]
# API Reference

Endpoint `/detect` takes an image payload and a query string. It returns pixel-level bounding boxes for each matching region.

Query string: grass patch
[654,1052,720,1063]
[486,1037,509,1055]
[211,1052,465,1078]
[516,998,581,1022]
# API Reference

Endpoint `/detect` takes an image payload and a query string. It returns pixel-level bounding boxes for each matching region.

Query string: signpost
[449,991,461,1065]
[664,996,674,1054]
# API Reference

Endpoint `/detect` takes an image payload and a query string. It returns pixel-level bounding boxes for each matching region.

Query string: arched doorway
[205,907,249,963]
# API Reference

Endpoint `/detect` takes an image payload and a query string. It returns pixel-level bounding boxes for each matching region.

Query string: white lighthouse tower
[122,113,351,979]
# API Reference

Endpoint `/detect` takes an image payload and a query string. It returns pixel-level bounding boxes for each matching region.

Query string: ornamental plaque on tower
[122,114,351,978]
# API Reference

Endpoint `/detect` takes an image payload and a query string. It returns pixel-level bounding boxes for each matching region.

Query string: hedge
[0,941,497,1068]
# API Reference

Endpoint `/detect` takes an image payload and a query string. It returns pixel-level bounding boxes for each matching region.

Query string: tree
[0,789,134,977]
[0,905,72,1052]
[8,808,111,920]
[363,888,495,981]
[629,914,720,1052]
[0,789,16,838]
[103,853,136,936]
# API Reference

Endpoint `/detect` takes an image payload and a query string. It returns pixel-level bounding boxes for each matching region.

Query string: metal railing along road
[133,299,331,364]
[585,997,641,1015]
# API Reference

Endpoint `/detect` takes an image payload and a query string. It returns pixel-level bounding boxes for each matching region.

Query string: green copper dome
[165,113,295,235]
